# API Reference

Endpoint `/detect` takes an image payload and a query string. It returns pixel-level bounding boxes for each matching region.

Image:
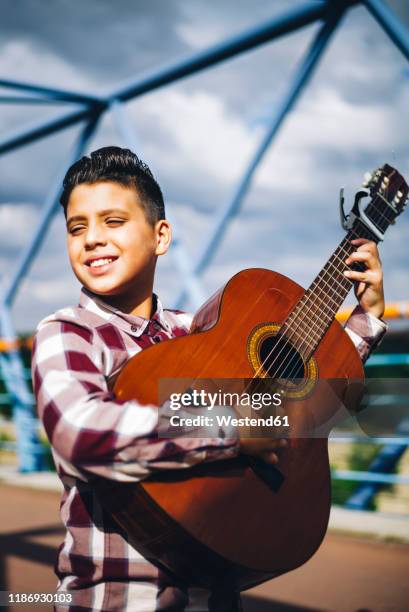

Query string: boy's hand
[344,239,385,319]
[239,437,288,464]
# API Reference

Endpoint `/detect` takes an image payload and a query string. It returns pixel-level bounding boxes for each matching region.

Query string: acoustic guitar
[97,164,408,591]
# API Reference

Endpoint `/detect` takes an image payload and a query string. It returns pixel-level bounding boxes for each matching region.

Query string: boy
[32,146,387,611]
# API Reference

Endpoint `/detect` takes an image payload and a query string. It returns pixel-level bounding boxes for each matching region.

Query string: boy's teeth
[89,258,113,268]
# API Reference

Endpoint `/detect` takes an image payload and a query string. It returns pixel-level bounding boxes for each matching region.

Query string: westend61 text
[168,390,282,411]
[169,414,289,427]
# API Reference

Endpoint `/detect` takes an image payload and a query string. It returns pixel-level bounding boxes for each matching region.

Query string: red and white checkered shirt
[32,288,386,611]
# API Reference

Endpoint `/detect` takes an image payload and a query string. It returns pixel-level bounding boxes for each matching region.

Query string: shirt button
[153,335,161,343]
[131,325,138,332]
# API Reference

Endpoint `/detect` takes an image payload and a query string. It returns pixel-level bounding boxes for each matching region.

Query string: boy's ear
[155,219,172,256]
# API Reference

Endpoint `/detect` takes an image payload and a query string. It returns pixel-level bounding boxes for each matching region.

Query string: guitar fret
[321,263,350,293]
[284,307,326,334]
[289,329,317,355]
[286,302,331,332]
[307,281,342,310]
[287,298,334,322]
[312,273,349,305]
[312,289,340,312]
[287,283,339,329]
[285,312,327,344]
[285,305,333,356]
[304,277,346,315]
[281,237,355,358]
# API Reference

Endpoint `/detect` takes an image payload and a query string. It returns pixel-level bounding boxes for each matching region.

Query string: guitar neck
[281,219,377,362]
[278,162,409,362]
[268,162,409,366]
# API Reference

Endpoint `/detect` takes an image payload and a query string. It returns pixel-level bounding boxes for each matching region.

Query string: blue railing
[329,353,409,510]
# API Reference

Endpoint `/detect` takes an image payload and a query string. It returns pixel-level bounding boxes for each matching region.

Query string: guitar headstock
[363,163,408,220]
[345,163,409,241]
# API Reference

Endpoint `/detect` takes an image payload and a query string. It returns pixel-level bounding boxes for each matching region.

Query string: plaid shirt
[32,288,386,611]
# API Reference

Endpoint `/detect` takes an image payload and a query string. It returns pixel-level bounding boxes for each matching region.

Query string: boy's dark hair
[60,146,165,224]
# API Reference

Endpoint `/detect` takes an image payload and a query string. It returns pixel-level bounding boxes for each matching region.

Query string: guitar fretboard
[281,220,376,363]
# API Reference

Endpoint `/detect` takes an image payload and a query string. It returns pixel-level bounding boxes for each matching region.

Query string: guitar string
[255,190,397,386]
[251,223,376,382]
[259,199,391,383]
[263,167,405,383]
[275,182,402,382]
[232,225,366,430]
[251,227,362,385]
[250,181,397,388]
[276,229,366,382]
[248,174,400,385]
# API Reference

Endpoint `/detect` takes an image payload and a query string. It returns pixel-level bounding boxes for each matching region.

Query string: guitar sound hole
[259,334,305,381]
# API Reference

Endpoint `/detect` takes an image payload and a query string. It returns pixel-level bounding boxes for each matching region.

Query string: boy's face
[66,181,170,302]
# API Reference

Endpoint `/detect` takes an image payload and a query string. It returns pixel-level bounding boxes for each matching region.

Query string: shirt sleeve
[344,305,388,362]
[32,319,239,483]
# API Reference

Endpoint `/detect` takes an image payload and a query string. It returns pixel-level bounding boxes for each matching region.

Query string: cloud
[0,0,408,331]
[136,89,257,188]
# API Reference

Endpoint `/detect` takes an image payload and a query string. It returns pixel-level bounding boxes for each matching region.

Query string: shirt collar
[78,287,169,337]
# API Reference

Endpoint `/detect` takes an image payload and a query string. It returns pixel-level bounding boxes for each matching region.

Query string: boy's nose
[84,225,107,249]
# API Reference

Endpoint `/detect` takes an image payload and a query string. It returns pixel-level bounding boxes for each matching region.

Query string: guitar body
[98,268,364,590]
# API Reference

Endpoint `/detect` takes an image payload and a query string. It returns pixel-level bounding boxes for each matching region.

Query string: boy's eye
[106,218,125,226]
[69,225,86,235]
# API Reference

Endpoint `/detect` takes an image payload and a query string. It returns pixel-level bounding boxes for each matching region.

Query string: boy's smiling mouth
[84,255,119,274]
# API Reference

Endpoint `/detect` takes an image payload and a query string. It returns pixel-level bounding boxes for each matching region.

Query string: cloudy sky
[0,0,408,332]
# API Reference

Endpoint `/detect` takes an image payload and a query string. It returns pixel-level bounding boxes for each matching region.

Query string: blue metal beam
[4,115,101,306]
[333,469,409,485]
[110,100,139,152]
[111,1,356,103]
[174,5,346,307]
[366,354,409,366]
[0,78,104,105]
[0,95,76,105]
[0,106,102,156]
[364,0,409,62]
[0,1,353,157]
[345,434,408,509]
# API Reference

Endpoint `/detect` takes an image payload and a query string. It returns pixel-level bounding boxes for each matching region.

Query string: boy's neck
[99,288,155,320]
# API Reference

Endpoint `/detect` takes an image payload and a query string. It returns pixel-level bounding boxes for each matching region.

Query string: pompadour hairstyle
[60,146,165,224]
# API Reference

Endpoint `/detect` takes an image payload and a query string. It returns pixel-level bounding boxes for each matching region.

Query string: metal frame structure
[0,0,408,471]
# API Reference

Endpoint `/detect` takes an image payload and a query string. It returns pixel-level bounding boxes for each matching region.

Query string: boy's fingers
[345,251,378,269]
[351,240,381,260]
[345,266,382,280]
[350,238,376,250]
